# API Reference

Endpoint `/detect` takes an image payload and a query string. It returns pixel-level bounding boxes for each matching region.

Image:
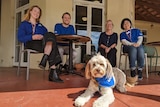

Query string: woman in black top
[98,20,118,67]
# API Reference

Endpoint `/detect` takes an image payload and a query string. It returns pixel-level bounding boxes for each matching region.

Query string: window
[74,0,105,52]
[13,0,29,66]
[16,0,29,8]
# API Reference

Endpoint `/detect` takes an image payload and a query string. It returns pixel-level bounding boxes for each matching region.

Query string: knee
[44,32,56,41]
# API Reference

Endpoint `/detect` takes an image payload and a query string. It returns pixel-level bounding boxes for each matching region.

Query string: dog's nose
[96,69,100,72]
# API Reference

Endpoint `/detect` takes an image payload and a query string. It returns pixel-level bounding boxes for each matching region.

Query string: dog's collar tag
[95,76,115,87]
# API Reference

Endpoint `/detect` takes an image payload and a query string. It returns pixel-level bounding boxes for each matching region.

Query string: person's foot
[138,70,143,80]
[131,69,136,77]
[49,69,63,83]
[63,64,69,71]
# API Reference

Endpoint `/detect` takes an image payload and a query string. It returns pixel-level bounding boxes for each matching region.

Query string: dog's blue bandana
[95,76,115,87]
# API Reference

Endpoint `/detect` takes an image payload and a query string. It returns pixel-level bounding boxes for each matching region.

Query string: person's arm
[121,39,134,46]
[137,36,143,45]
[109,33,118,49]
[18,22,32,43]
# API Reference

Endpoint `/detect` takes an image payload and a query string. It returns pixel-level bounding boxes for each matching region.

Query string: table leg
[68,40,83,77]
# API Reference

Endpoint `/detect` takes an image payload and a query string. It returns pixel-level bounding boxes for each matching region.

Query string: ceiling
[135,0,160,23]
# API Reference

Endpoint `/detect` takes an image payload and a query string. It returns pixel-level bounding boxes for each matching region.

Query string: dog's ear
[85,60,91,79]
[105,59,113,78]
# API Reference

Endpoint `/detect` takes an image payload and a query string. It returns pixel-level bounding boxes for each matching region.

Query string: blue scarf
[95,76,115,87]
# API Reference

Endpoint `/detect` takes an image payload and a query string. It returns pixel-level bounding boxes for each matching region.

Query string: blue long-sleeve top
[120,28,143,42]
[17,21,48,44]
[54,23,76,46]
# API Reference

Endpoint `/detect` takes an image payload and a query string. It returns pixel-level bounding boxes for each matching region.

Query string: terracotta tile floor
[0,67,160,107]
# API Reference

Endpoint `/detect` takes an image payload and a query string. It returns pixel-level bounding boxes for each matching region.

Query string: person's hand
[105,47,111,53]
[133,43,140,47]
[32,34,43,40]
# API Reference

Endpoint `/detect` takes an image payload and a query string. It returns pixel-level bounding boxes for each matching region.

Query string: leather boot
[49,69,63,83]
[39,54,48,69]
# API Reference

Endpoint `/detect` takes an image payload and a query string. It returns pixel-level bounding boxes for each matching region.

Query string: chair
[143,45,160,73]
[119,44,148,78]
[17,48,43,80]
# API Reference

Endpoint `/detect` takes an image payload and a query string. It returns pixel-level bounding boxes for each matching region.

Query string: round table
[56,35,91,76]
[146,41,160,46]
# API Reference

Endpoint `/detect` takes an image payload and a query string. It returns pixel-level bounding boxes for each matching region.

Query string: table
[56,35,91,76]
[146,41,160,46]
[146,41,160,75]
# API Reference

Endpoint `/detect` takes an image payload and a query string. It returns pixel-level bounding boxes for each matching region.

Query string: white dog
[74,54,126,107]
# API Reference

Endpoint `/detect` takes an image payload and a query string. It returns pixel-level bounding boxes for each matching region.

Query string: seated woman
[98,20,118,67]
[17,5,63,83]
[120,18,144,80]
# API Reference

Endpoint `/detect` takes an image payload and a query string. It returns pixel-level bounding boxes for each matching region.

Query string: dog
[74,54,126,107]
[74,54,138,107]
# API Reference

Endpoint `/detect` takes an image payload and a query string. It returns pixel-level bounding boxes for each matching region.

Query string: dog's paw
[93,101,109,107]
[118,87,127,93]
[74,97,86,107]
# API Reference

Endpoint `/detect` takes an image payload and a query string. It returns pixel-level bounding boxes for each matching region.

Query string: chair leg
[150,58,152,73]
[124,55,127,74]
[155,57,158,73]
[26,50,30,80]
[119,55,122,68]
[17,51,22,76]
[145,53,148,78]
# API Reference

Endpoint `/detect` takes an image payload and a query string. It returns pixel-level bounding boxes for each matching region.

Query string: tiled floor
[0,67,160,107]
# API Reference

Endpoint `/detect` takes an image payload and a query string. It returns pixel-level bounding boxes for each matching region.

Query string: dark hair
[121,18,132,30]
[62,12,71,18]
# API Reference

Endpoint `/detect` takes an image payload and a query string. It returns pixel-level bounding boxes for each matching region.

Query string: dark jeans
[25,32,62,67]
[98,48,117,67]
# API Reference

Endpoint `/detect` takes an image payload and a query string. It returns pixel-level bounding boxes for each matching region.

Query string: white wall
[0,0,15,67]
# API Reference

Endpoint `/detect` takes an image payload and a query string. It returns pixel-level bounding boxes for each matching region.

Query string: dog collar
[95,76,115,87]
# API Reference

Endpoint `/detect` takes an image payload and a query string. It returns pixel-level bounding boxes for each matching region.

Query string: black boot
[49,69,63,83]
[131,69,136,77]
[39,54,48,69]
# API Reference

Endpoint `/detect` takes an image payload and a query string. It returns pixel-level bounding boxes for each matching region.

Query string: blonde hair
[105,20,114,26]
[23,5,42,22]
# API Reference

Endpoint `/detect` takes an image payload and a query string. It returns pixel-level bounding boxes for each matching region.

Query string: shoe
[39,54,48,69]
[138,70,143,80]
[131,69,136,77]
[63,64,69,71]
[49,69,63,83]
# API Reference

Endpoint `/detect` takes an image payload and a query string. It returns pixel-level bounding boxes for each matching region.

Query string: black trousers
[98,48,117,67]
[25,32,62,67]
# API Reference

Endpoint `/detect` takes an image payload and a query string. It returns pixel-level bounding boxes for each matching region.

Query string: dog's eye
[93,63,96,67]
[100,63,104,66]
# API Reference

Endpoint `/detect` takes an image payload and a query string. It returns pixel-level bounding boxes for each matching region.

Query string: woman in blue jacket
[120,18,144,80]
[18,5,63,83]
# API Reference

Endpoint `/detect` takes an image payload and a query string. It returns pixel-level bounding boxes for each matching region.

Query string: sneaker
[131,70,136,77]
[138,70,143,80]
